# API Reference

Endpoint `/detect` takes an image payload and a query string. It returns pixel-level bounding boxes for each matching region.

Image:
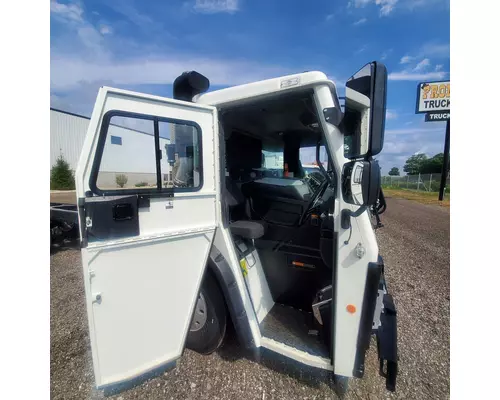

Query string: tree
[403,153,428,175]
[115,174,128,188]
[50,155,75,190]
[388,167,400,176]
[420,153,444,174]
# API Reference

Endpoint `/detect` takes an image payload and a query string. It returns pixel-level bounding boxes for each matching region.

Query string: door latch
[92,292,102,304]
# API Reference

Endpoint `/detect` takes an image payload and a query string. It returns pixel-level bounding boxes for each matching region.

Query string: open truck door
[75,87,218,389]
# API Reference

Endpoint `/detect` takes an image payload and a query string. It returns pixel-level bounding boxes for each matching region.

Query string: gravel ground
[50,196,449,399]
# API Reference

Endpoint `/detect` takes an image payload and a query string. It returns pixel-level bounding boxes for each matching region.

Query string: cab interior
[218,90,336,358]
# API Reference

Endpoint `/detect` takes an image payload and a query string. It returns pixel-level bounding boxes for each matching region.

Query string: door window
[91,112,202,194]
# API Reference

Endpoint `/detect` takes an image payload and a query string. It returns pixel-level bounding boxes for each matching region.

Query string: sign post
[439,120,450,201]
[415,81,450,201]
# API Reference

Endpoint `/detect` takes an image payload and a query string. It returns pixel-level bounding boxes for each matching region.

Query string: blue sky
[50,0,450,174]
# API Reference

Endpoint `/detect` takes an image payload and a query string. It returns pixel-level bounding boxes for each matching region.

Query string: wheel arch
[205,245,255,349]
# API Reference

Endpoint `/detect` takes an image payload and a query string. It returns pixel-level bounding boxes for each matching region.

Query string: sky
[50,0,450,174]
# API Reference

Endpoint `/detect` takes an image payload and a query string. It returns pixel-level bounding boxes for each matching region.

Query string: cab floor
[259,303,329,358]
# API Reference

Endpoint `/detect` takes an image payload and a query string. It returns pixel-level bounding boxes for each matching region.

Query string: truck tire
[186,271,227,354]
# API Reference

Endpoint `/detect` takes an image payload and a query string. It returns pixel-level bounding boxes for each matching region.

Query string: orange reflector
[292,261,305,267]
[346,304,356,314]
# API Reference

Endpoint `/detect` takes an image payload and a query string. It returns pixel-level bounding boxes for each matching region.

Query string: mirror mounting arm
[322,107,343,126]
[341,206,368,229]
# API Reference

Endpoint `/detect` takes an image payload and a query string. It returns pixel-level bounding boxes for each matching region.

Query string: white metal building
[50,108,172,188]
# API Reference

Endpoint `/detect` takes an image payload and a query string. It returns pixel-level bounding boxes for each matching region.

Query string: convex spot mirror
[342,62,388,159]
[342,160,381,207]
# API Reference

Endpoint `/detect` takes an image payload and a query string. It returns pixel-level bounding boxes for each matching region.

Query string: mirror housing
[342,160,381,207]
[165,144,176,165]
[342,62,387,159]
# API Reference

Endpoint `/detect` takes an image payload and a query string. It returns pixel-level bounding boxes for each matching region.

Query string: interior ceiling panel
[223,92,320,143]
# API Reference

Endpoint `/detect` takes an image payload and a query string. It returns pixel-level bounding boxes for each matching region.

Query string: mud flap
[376,293,398,392]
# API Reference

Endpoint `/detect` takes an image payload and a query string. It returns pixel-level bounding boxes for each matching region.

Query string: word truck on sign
[415,81,450,114]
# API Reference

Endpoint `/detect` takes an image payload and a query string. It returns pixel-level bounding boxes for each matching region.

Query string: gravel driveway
[50,196,449,399]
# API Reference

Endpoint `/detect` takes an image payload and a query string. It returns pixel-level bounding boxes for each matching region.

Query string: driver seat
[224,177,266,240]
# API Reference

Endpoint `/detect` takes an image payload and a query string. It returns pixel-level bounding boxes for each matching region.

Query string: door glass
[260,150,284,177]
[299,145,328,177]
[95,115,202,192]
[97,116,157,190]
[159,122,201,188]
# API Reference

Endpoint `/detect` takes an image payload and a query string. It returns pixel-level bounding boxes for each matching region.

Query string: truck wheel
[186,272,227,354]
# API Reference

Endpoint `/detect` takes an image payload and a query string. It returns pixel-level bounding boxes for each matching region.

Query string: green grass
[382,186,450,207]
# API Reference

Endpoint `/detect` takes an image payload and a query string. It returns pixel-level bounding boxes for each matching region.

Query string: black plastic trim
[323,107,343,126]
[206,245,255,349]
[353,256,383,378]
[369,62,387,157]
[89,110,204,197]
[377,293,398,392]
[137,195,151,208]
[154,119,162,189]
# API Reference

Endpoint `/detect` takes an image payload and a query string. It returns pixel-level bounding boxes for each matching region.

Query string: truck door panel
[75,87,218,388]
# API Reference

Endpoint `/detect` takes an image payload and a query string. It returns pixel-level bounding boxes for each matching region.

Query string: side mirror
[343,62,387,159]
[342,160,381,207]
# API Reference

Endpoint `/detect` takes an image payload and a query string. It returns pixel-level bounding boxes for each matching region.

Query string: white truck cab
[75,64,397,394]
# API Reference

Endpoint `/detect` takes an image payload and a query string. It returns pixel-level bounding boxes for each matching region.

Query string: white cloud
[50,0,83,23]
[419,42,450,58]
[386,110,398,120]
[435,64,443,71]
[353,18,368,25]
[376,0,398,16]
[100,25,113,35]
[388,71,447,81]
[50,55,294,91]
[381,48,392,60]
[326,13,335,21]
[400,55,414,64]
[353,0,372,6]
[354,45,367,54]
[194,0,239,14]
[352,0,398,16]
[385,127,444,135]
[413,58,431,72]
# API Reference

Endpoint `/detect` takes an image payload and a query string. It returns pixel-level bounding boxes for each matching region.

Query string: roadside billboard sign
[415,81,450,114]
[425,111,450,122]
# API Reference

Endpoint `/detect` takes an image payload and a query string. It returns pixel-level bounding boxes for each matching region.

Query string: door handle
[92,292,102,304]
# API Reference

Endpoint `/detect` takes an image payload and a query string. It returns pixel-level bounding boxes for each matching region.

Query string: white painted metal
[196,71,338,107]
[260,337,333,371]
[241,249,274,323]
[198,75,379,375]
[212,228,262,346]
[344,87,370,156]
[76,87,218,388]
[76,70,383,386]
[314,85,379,377]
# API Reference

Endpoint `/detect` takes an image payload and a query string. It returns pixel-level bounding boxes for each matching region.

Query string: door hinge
[86,216,93,228]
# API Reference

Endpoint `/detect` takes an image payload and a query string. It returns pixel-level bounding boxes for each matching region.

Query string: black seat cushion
[229,220,265,239]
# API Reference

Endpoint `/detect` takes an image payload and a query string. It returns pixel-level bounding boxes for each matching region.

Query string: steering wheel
[298,179,328,226]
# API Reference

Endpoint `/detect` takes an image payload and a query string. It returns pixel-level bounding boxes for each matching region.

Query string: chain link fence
[382,173,451,193]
